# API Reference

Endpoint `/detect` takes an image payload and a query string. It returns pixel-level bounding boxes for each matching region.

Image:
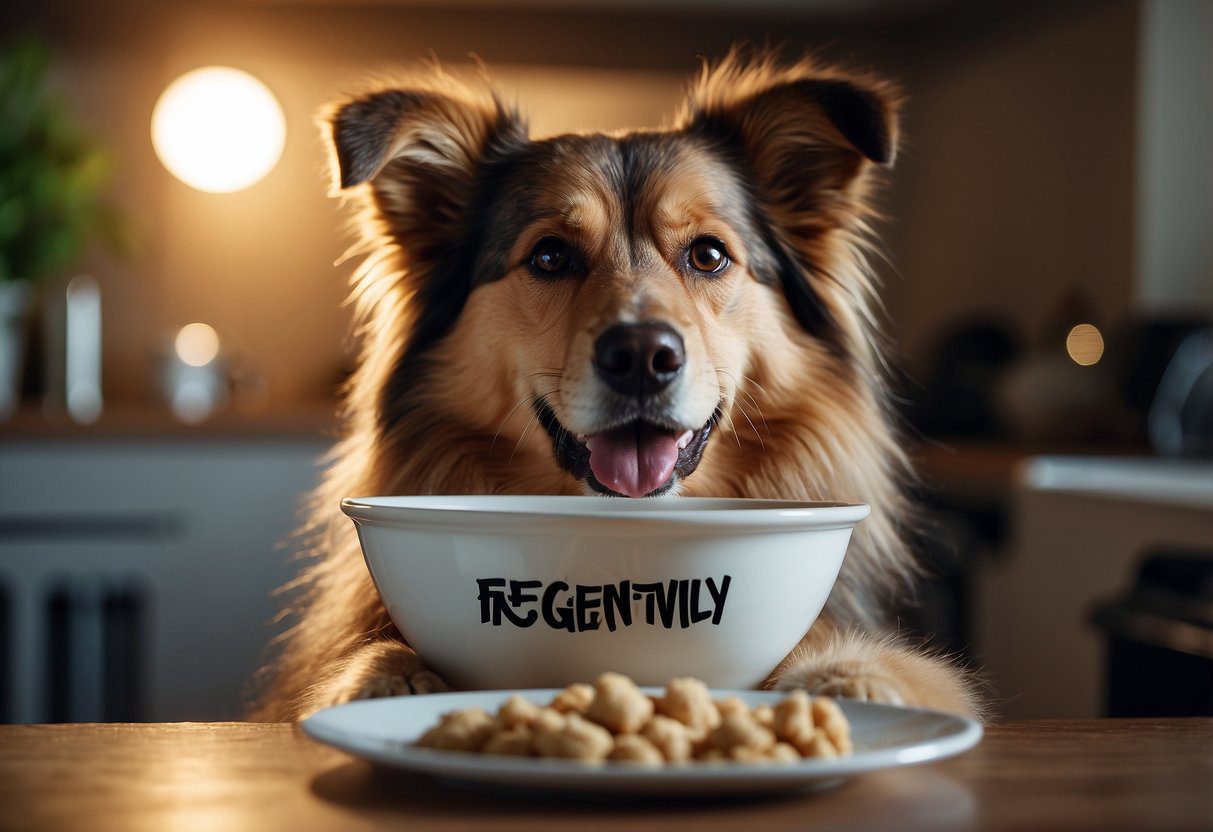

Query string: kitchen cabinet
[977,456,1213,719]
[0,433,327,722]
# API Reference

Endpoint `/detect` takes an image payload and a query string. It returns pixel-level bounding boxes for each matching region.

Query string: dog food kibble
[710,710,777,758]
[549,682,594,714]
[415,706,496,752]
[769,689,855,757]
[641,714,694,762]
[481,725,533,756]
[584,671,655,734]
[810,694,854,756]
[496,694,542,729]
[655,676,721,734]
[413,673,853,765]
[713,696,751,720]
[609,734,665,765]
[533,712,615,760]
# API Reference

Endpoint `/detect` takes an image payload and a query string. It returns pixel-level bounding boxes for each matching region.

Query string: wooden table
[2,720,1210,831]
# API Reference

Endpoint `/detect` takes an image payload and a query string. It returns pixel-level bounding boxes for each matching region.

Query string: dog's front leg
[767,623,982,719]
[310,639,449,711]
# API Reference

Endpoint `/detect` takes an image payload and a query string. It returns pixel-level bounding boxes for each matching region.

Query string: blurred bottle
[43,275,103,424]
[0,281,31,420]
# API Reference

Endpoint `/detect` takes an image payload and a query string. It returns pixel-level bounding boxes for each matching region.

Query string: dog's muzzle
[537,319,716,498]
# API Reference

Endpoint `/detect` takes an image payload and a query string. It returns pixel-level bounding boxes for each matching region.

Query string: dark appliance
[1091,552,1213,717]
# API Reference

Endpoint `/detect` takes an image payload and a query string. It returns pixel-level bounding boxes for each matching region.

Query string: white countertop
[1019,456,1213,511]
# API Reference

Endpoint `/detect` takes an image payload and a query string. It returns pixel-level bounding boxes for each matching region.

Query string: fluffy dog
[255,51,981,721]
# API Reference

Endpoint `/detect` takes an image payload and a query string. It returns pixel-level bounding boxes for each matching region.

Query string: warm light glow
[1066,323,1105,366]
[151,67,285,193]
[175,323,221,367]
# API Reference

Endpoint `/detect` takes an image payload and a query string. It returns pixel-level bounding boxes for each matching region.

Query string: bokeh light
[1065,323,1105,366]
[151,67,285,193]
[175,323,221,367]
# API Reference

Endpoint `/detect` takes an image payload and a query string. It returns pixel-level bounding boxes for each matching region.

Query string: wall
[880,0,1139,376]
[1135,0,1213,314]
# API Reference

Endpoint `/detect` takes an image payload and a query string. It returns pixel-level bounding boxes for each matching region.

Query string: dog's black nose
[594,322,686,396]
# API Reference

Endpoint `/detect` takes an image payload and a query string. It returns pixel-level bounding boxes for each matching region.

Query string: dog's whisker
[489,387,557,457]
[733,384,772,441]
[489,394,538,457]
[509,391,557,464]
[733,399,766,451]
[712,370,765,451]
[716,368,773,441]
[739,372,772,398]
[718,379,766,451]
[508,415,539,464]
[715,388,744,451]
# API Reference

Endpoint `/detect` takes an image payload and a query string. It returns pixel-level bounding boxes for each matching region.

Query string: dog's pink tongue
[586,423,679,498]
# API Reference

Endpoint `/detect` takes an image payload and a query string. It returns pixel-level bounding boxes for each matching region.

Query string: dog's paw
[350,667,450,701]
[774,664,906,706]
[802,675,905,706]
[325,641,450,706]
[402,669,450,695]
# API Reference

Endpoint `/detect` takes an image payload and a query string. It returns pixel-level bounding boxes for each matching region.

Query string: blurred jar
[160,323,228,424]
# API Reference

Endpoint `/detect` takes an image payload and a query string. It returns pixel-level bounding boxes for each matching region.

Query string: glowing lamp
[152,67,285,193]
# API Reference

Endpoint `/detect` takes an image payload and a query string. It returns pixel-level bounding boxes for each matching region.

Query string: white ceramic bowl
[341,496,869,690]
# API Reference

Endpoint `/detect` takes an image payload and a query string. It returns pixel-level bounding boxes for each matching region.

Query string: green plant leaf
[0,35,129,284]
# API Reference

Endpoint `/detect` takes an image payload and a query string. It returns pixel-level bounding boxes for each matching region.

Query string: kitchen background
[0,0,1210,723]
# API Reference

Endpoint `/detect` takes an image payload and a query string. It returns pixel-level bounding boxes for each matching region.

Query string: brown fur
[252,50,983,722]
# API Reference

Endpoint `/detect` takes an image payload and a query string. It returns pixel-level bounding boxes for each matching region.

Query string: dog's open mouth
[537,405,717,498]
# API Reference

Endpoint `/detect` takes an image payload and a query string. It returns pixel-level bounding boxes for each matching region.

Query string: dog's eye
[688,237,729,274]
[530,238,571,275]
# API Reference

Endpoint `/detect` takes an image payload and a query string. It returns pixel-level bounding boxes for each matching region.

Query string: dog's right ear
[323,87,526,224]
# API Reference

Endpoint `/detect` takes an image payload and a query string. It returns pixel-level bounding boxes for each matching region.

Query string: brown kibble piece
[772,689,815,752]
[496,695,542,729]
[714,696,749,720]
[688,724,715,757]
[532,708,565,734]
[811,696,853,755]
[642,715,693,763]
[731,745,778,763]
[609,734,664,765]
[710,710,777,755]
[533,712,614,761]
[585,672,654,734]
[416,707,495,752]
[752,704,775,729]
[769,742,801,763]
[656,677,721,733]
[550,683,594,714]
[803,731,839,759]
[481,726,534,756]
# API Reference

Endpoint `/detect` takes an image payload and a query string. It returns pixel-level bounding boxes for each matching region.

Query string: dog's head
[326,54,898,498]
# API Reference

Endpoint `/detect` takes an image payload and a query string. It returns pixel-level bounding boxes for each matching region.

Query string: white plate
[302,689,983,795]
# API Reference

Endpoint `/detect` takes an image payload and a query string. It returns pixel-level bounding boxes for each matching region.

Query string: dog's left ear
[322,85,526,233]
[678,57,899,213]
[321,83,529,368]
